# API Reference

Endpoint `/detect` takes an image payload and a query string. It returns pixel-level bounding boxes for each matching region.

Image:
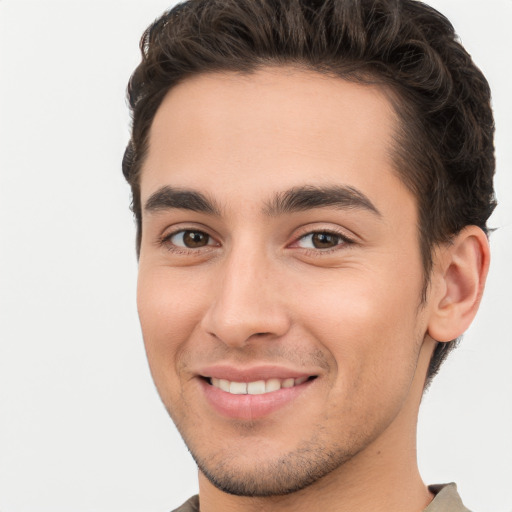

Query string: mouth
[203,375,315,395]
[198,371,318,420]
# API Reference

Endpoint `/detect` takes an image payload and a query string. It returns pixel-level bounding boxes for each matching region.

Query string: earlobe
[427,226,490,342]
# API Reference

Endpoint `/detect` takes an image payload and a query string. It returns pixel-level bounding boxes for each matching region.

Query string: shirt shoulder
[171,495,200,512]
[172,486,470,511]
[425,483,472,512]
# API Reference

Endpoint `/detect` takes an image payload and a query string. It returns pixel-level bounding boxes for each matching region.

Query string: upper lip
[197,364,318,382]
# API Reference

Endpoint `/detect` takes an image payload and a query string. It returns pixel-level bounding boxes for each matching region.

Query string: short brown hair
[123,0,496,384]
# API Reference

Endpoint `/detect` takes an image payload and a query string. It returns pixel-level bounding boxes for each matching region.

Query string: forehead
[141,67,407,213]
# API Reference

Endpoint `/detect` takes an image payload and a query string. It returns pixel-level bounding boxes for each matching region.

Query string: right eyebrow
[263,184,381,217]
[144,186,221,216]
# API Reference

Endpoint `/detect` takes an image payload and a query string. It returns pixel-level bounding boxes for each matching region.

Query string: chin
[189,437,355,497]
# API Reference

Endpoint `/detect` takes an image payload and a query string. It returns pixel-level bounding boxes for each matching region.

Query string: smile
[200,372,317,420]
[208,376,310,395]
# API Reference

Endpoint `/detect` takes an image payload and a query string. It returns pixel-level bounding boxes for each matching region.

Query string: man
[122,0,495,510]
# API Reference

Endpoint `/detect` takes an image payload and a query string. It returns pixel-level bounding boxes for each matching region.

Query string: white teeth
[219,379,230,392]
[282,378,295,388]
[229,381,247,394]
[247,380,266,395]
[209,376,312,395]
[265,378,281,393]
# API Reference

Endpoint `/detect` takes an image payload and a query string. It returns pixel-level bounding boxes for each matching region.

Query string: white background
[0,1,511,511]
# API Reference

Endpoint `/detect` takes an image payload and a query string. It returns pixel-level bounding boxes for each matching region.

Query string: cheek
[295,268,425,391]
[299,267,422,336]
[310,282,425,438]
[136,267,206,383]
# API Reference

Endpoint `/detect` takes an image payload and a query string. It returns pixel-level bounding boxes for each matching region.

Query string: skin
[136,68,489,511]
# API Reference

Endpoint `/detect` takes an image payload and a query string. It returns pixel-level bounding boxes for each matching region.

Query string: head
[123,0,495,386]
[123,0,495,499]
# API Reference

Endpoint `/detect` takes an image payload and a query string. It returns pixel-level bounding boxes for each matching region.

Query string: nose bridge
[202,239,289,346]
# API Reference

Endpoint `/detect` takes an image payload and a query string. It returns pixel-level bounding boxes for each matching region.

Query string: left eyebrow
[144,186,221,216]
[264,185,381,217]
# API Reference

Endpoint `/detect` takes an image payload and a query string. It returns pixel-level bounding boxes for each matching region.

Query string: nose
[200,246,291,347]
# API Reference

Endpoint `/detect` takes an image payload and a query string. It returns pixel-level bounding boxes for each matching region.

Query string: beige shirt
[171,482,471,511]
[425,484,471,512]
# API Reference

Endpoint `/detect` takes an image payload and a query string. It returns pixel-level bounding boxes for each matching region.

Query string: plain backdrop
[0,1,511,511]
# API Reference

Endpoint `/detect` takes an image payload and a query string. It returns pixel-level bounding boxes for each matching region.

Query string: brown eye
[170,230,212,248]
[311,232,340,248]
[296,231,348,250]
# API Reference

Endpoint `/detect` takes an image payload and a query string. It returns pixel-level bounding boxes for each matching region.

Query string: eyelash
[292,229,355,254]
[158,229,218,254]
[158,228,355,255]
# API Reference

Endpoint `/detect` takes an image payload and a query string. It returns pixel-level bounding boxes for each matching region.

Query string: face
[137,68,434,497]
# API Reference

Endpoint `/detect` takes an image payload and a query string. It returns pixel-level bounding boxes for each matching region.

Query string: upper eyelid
[291,232,353,248]
[160,223,219,240]
[157,227,220,252]
[169,229,216,241]
[291,225,356,242]
[157,223,357,248]
[298,231,350,241]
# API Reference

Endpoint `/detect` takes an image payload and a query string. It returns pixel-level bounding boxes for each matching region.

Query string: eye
[167,230,216,249]
[295,231,349,250]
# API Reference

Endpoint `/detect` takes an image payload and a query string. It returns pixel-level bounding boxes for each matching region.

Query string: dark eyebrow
[264,185,381,216]
[144,186,221,216]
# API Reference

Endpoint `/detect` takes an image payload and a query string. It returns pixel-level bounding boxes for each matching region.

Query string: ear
[427,226,490,342]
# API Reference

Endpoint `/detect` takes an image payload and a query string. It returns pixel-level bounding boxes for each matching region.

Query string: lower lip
[200,378,314,420]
